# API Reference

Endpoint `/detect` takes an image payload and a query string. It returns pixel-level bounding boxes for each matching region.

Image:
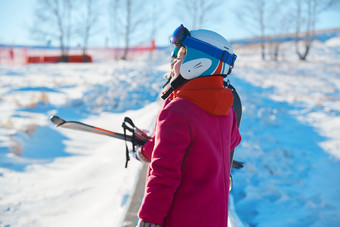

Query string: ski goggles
[170,24,191,47]
[170,24,237,67]
[171,46,180,59]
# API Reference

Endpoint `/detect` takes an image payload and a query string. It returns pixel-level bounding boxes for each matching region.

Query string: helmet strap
[161,74,188,100]
[162,75,171,88]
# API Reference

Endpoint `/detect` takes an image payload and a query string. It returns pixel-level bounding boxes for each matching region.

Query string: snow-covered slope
[1,37,340,226]
[0,52,168,227]
[0,106,157,227]
[230,37,340,226]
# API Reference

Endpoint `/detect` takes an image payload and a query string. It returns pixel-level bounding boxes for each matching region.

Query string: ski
[50,116,243,169]
[50,115,148,145]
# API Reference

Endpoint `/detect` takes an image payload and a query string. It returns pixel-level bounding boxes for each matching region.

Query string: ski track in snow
[0,38,340,227]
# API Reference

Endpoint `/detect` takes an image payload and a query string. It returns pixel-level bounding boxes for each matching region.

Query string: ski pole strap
[122,127,130,168]
[123,116,135,128]
[122,117,137,168]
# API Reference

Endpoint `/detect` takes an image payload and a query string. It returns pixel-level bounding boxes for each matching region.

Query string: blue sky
[0,0,340,47]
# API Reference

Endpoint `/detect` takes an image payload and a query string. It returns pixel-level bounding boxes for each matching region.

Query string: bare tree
[258,0,266,60]
[238,0,268,60]
[174,0,222,29]
[266,0,293,61]
[65,0,76,54]
[294,0,315,60]
[75,0,102,59]
[145,0,165,60]
[294,0,338,60]
[31,0,75,61]
[109,0,147,60]
[122,0,132,60]
[109,0,122,49]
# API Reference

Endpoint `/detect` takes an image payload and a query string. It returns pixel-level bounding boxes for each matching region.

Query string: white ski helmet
[170,24,237,80]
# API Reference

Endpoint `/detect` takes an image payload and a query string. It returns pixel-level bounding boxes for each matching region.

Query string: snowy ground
[0,52,167,227]
[0,37,340,227]
[230,37,340,226]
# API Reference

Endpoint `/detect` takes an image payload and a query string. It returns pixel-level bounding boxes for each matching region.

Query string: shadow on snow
[229,76,340,226]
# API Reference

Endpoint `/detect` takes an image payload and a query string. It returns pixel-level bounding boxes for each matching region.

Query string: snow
[1,37,340,227]
[230,37,340,226]
[0,54,166,227]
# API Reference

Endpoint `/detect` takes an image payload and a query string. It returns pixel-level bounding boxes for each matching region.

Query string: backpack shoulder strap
[224,81,242,128]
[224,81,243,170]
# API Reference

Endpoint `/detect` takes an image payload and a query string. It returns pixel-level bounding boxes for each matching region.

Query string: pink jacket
[138,76,241,227]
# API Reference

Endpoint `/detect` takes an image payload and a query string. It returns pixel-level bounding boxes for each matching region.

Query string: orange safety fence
[26,55,93,64]
[0,40,156,65]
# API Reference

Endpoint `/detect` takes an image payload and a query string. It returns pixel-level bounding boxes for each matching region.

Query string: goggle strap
[182,36,237,66]
[232,54,237,67]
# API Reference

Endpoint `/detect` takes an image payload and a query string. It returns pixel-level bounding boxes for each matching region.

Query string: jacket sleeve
[140,99,170,162]
[138,106,191,225]
[230,107,241,151]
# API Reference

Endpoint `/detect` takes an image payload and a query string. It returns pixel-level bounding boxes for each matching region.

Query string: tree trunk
[122,0,131,60]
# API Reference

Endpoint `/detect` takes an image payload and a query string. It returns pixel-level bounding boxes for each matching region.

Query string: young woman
[136,25,241,227]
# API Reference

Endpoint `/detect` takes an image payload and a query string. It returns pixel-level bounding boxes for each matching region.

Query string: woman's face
[170,47,186,81]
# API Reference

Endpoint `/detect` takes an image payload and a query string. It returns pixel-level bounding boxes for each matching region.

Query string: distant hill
[231,28,340,45]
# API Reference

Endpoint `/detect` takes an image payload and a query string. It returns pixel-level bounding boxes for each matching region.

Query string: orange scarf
[172,76,234,116]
